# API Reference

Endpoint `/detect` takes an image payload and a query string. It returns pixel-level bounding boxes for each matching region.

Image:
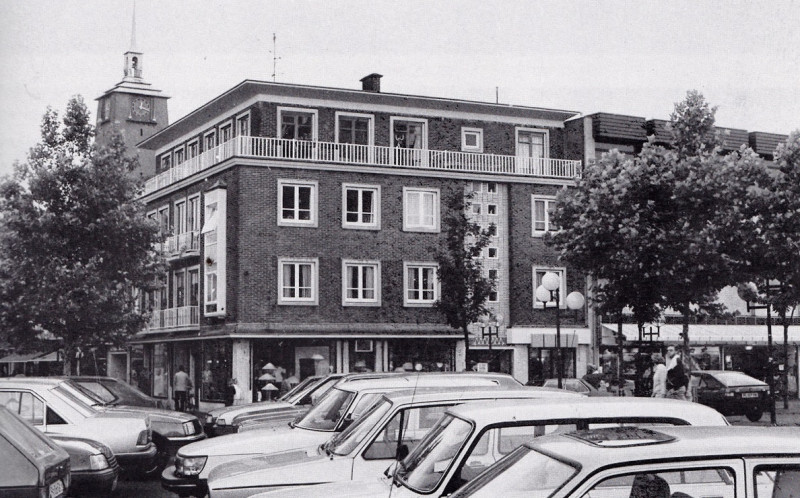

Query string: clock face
[131,97,151,120]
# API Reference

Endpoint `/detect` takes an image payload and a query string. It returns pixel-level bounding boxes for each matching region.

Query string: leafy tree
[0,96,164,374]
[434,190,496,362]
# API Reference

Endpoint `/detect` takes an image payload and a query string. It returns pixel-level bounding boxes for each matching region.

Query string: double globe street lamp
[535,272,585,389]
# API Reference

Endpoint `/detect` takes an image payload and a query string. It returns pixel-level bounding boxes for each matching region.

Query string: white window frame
[472,203,481,215]
[160,152,172,171]
[342,260,381,306]
[342,183,381,230]
[173,269,186,308]
[173,145,185,165]
[487,182,497,193]
[187,139,199,159]
[277,179,318,227]
[277,106,319,141]
[187,194,201,232]
[461,127,484,153]
[487,247,498,259]
[515,127,550,158]
[403,262,439,307]
[204,130,216,151]
[487,204,497,216]
[532,266,567,309]
[531,195,558,236]
[219,119,233,144]
[334,111,375,146]
[488,269,499,302]
[390,116,428,153]
[236,110,251,137]
[174,199,187,235]
[403,186,440,233]
[278,257,319,306]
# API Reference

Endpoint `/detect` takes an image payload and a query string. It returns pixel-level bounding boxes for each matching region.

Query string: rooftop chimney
[360,73,383,93]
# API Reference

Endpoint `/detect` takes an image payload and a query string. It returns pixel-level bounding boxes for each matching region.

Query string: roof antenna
[496,86,499,104]
[270,33,281,82]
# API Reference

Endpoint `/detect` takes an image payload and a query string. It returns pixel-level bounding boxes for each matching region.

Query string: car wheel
[746,407,763,422]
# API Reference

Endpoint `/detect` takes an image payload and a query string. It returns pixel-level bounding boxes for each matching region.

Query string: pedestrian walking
[651,354,667,398]
[666,346,689,400]
[173,365,192,412]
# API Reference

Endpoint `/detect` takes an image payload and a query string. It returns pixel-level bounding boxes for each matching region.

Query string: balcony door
[337,113,373,163]
[392,118,427,167]
[516,128,548,174]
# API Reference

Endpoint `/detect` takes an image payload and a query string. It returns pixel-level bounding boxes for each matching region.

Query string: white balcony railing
[144,136,582,195]
[165,231,200,258]
[147,306,199,331]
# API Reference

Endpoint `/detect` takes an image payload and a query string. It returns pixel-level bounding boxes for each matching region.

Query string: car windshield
[64,380,111,407]
[712,372,765,387]
[328,398,393,456]
[451,446,578,497]
[297,375,342,406]
[397,414,473,493]
[0,407,57,460]
[283,376,319,403]
[77,381,118,404]
[294,387,355,431]
[51,385,99,417]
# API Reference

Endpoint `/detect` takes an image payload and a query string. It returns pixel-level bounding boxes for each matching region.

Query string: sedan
[690,370,770,421]
[49,435,119,498]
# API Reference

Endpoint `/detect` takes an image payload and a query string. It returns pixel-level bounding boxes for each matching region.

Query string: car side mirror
[396,443,409,461]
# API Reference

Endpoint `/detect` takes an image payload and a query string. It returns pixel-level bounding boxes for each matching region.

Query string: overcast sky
[1,0,798,177]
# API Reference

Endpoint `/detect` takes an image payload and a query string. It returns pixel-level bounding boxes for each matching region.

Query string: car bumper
[116,443,158,472]
[161,465,207,497]
[70,467,119,496]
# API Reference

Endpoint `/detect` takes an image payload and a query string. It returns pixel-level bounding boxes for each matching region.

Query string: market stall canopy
[603,323,800,345]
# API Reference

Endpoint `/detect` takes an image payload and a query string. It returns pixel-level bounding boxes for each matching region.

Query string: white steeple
[123,1,143,81]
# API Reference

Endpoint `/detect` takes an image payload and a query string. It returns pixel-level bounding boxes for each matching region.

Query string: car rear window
[713,372,766,387]
[0,408,57,460]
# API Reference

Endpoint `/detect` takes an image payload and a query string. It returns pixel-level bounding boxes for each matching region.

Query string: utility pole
[270,33,281,82]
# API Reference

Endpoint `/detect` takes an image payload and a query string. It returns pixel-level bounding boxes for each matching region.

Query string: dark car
[0,404,71,498]
[70,375,165,409]
[49,435,119,498]
[691,370,770,421]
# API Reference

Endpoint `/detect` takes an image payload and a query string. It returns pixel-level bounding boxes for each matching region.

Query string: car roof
[380,386,578,404]
[335,372,520,392]
[445,397,728,426]
[528,426,800,464]
[0,377,67,387]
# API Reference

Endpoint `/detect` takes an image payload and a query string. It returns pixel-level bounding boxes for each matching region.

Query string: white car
[206,387,577,497]
[449,426,800,497]
[254,397,729,498]
[161,371,523,497]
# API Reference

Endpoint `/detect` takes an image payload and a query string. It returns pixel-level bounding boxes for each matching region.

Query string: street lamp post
[479,314,504,351]
[536,272,585,389]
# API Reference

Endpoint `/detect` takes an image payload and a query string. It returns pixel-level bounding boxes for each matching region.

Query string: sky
[1,0,798,177]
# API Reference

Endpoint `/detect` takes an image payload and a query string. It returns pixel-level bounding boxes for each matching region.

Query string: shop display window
[152,343,170,398]
[201,340,231,402]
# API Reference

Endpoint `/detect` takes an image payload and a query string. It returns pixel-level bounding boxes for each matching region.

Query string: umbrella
[261,362,276,371]
[258,373,276,381]
[261,383,279,391]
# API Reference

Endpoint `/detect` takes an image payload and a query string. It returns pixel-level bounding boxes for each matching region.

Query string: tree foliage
[0,96,164,374]
[434,190,496,360]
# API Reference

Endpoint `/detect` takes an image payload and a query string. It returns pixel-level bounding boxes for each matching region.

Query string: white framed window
[531,195,558,236]
[342,260,381,306]
[472,203,481,215]
[487,247,498,259]
[236,111,251,137]
[174,200,186,235]
[516,128,549,159]
[188,195,201,232]
[336,112,374,146]
[532,267,566,308]
[187,140,199,159]
[488,269,498,302]
[174,146,185,165]
[219,120,233,143]
[173,269,186,307]
[278,257,318,305]
[202,188,226,316]
[159,153,171,172]
[461,127,484,152]
[404,262,439,306]
[342,183,380,229]
[403,187,440,232]
[391,117,427,150]
[278,179,318,227]
[204,130,216,151]
[278,107,318,141]
[487,204,497,215]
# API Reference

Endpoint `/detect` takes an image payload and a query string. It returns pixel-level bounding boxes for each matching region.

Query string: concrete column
[512,345,529,384]
[375,341,384,372]
[455,340,466,372]
[340,341,349,373]
[232,339,252,404]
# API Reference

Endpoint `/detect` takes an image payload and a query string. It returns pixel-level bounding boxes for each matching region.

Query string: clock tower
[95,5,169,180]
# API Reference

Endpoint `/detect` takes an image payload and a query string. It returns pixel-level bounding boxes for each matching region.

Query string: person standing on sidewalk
[173,365,192,412]
[666,346,689,400]
[651,354,667,398]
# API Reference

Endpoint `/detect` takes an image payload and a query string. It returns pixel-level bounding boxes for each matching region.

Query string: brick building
[108,72,592,409]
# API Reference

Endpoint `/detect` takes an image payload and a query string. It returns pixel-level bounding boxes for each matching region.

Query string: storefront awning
[507,327,592,346]
[0,351,59,363]
[603,323,800,346]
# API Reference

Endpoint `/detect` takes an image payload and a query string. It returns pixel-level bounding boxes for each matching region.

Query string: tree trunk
[682,302,691,384]
[617,314,624,396]
[62,344,73,376]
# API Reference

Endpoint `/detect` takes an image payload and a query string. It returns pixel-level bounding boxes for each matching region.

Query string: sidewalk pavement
[726,397,800,427]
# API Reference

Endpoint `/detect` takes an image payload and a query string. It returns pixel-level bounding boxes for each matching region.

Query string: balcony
[147,306,200,331]
[143,136,582,195]
[165,231,200,260]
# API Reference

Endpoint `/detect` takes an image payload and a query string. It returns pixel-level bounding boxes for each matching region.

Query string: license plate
[741,392,759,398]
[49,479,64,498]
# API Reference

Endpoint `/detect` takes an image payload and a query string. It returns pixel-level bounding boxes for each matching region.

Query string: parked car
[68,376,206,463]
[162,372,524,497]
[542,378,610,396]
[0,377,157,475]
[690,370,770,421]
[205,387,578,497]
[448,426,800,497]
[0,404,71,498]
[49,435,119,498]
[253,397,730,498]
[206,372,396,436]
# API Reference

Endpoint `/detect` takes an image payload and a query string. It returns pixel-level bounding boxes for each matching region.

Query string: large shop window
[528,348,575,386]
[201,340,231,403]
[278,179,318,227]
[404,262,438,306]
[403,187,439,232]
[388,339,454,372]
[152,343,170,398]
[130,345,151,395]
[278,258,318,305]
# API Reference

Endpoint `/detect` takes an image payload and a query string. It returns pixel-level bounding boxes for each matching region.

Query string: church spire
[129,1,139,53]
[123,1,143,81]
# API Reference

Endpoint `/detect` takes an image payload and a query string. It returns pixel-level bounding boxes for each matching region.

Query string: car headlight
[89,454,110,471]
[175,455,207,477]
[725,392,735,397]
[216,418,226,426]
[136,429,150,445]
[206,414,216,424]
[183,421,196,436]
